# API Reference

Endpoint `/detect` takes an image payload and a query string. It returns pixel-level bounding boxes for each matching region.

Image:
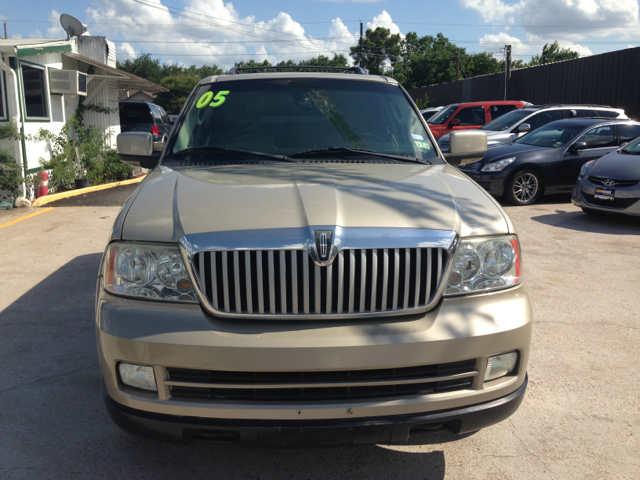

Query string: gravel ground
[0,192,638,480]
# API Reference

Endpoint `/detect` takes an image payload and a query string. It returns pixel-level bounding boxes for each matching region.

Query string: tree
[529,41,580,66]
[350,27,402,76]
[116,54,165,84]
[394,33,460,90]
[463,52,503,78]
[116,54,224,113]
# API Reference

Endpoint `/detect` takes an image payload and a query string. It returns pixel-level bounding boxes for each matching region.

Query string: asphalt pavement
[0,190,638,480]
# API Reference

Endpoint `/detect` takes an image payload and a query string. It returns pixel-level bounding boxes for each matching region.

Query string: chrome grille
[588,176,639,187]
[193,248,447,317]
[166,359,477,402]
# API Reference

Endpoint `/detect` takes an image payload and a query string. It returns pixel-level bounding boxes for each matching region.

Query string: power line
[8,18,640,29]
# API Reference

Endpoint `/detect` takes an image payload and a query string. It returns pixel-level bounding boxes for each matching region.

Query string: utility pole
[4,22,7,40]
[360,21,364,69]
[504,45,512,100]
[456,48,460,81]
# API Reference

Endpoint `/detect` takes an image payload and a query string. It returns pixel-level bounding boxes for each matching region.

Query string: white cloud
[46,10,67,38]
[367,10,403,37]
[460,0,640,40]
[119,42,137,58]
[458,0,519,23]
[80,0,371,68]
[480,31,593,58]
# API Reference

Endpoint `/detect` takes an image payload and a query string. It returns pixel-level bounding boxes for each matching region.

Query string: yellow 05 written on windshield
[196,91,230,109]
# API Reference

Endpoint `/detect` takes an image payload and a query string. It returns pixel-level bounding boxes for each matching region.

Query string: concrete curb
[32,176,145,207]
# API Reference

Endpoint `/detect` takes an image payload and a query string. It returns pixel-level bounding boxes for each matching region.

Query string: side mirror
[443,130,488,167]
[450,118,460,127]
[570,141,588,154]
[518,123,530,133]
[117,132,160,169]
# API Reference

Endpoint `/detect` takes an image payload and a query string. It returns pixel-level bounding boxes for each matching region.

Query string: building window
[0,73,6,120]
[21,63,48,119]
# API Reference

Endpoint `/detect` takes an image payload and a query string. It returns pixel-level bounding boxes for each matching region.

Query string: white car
[420,106,442,122]
[438,104,628,152]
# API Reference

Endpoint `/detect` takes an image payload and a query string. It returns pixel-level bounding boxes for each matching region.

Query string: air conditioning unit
[49,69,88,96]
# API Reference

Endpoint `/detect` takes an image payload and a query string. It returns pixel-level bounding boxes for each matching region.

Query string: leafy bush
[32,116,133,191]
[0,121,23,198]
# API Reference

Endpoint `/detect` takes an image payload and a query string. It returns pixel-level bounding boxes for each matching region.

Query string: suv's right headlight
[444,235,521,296]
[103,242,197,302]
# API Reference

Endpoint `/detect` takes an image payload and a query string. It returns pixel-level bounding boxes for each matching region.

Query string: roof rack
[227,66,368,75]
[539,104,613,108]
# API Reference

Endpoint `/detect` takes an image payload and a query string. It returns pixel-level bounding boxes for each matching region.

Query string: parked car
[427,100,530,140]
[420,106,442,122]
[106,68,532,446]
[119,101,173,152]
[438,104,628,153]
[572,135,640,216]
[460,118,640,205]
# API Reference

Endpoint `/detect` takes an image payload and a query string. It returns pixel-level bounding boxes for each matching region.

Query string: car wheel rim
[513,173,538,203]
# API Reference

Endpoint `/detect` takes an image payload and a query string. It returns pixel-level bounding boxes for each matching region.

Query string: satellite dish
[60,14,87,39]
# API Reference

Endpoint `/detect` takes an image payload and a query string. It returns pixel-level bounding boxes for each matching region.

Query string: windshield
[428,105,458,125]
[481,109,531,131]
[622,136,640,154]
[515,123,586,148]
[170,78,438,163]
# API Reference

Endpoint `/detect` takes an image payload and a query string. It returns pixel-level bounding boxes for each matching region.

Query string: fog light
[484,352,518,382]
[118,363,157,391]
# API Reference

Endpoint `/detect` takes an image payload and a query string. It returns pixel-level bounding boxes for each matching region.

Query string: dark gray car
[572,136,640,216]
[461,119,640,205]
[119,101,173,151]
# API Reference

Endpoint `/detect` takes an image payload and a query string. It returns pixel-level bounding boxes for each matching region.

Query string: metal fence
[408,47,640,120]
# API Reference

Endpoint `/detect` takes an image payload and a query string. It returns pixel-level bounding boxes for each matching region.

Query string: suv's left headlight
[444,235,521,296]
[103,242,197,302]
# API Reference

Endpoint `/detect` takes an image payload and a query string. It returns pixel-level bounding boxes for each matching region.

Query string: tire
[505,169,543,206]
[581,207,605,215]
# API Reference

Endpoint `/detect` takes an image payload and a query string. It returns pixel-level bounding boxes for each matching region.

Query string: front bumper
[571,178,640,216]
[460,169,508,196]
[97,282,531,441]
[105,375,527,445]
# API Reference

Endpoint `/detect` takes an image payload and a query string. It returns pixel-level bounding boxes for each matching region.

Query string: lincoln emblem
[313,230,334,262]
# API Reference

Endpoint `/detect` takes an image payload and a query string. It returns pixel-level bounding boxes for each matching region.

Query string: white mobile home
[0,35,165,199]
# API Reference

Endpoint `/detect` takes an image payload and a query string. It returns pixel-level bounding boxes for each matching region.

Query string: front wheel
[505,169,543,206]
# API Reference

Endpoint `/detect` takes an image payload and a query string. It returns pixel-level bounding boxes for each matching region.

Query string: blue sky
[3,0,640,69]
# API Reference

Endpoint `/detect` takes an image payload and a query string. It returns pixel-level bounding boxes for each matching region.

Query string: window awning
[62,52,167,93]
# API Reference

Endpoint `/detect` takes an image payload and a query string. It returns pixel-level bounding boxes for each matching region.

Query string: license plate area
[594,187,615,200]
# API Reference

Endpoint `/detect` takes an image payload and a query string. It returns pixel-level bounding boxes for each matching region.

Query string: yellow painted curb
[0,207,55,230]
[32,176,146,207]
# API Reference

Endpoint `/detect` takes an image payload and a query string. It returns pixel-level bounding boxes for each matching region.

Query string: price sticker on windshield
[196,90,230,109]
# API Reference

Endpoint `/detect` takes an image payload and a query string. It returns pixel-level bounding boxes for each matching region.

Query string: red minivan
[427,100,530,139]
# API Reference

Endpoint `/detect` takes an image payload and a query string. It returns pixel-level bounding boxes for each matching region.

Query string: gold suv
[99,67,532,445]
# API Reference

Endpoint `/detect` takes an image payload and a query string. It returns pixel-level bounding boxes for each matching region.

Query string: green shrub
[33,116,132,191]
[0,121,23,198]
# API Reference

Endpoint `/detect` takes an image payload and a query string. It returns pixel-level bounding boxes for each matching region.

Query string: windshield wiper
[174,146,297,162]
[290,147,431,164]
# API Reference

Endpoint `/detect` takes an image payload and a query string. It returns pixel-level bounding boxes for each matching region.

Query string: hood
[121,163,510,242]
[590,152,640,180]
[480,142,546,164]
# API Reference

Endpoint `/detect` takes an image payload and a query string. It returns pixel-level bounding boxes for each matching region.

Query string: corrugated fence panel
[409,47,640,120]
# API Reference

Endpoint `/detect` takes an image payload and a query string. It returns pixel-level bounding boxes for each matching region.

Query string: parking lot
[0,188,638,480]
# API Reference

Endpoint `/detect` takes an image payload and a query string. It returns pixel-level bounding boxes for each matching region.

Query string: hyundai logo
[603,179,617,187]
[313,230,333,262]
